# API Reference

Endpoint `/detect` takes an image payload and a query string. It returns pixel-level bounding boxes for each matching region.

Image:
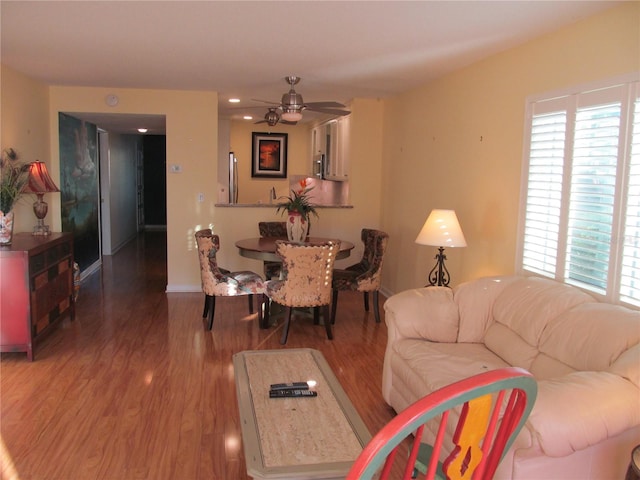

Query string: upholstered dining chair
[258,221,287,280]
[331,228,389,324]
[346,367,537,480]
[195,229,265,330]
[263,239,340,344]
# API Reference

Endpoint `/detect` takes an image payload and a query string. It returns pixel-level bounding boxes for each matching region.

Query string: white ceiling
[0,1,620,134]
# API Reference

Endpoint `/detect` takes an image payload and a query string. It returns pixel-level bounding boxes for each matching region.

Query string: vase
[286,211,309,243]
[0,210,15,245]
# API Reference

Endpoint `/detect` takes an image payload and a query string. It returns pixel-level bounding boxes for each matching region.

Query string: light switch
[198,193,204,203]
[170,164,182,173]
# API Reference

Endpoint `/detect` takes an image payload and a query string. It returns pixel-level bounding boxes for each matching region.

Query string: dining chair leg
[313,307,320,325]
[261,296,271,329]
[206,295,216,330]
[280,306,293,344]
[373,290,381,323]
[248,294,254,314]
[256,294,263,327]
[363,291,370,312]
[202,295,209,318]
[331,289,339,324]
[323,305,333,340]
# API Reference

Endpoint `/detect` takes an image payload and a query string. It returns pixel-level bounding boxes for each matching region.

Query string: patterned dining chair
[331,228,389,324]
[263,240,340,344]
[195,229,266,330]
[258,221,287,280]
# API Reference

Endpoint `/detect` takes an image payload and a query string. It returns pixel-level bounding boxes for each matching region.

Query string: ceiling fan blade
[304,101,346,109]
[280,120,298,125]
[305,107,350,116]
[251,98,281,106]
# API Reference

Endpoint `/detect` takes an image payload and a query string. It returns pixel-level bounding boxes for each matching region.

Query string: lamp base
[32,223,51,236]
[426,247,451,287]
[31,195,51,236]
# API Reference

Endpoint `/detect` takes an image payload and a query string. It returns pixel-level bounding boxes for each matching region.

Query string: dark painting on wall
[251,132,288,178]
[59,113,100,271]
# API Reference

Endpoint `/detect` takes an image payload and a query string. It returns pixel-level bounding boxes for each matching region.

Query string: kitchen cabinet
[311,123,327,156]
[0,232,75,360]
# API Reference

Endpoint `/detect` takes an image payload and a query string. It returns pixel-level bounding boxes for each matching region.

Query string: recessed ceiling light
[229,98,241,103]
[243,116,253,120]
[138,128,148,133]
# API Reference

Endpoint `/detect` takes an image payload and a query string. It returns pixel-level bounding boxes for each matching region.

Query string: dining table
[235,236,355,263]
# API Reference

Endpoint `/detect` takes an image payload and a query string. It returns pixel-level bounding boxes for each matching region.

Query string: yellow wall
[381,2,640,294]
[0,65,50,233]
[229,120,310,204]
[48,86,218,290]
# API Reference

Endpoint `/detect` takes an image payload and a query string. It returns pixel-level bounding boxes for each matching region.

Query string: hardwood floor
[1,231,398,480]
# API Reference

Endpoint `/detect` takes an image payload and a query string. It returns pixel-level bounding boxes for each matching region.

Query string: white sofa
[382,275,640,479]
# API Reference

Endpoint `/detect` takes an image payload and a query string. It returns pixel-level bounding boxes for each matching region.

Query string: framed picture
[251,132,288,178]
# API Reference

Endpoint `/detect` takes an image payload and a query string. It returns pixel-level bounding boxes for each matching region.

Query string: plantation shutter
[522,99,567,277]
[565,96,622,293]
[621,93,640,305]
[520,77,640,306]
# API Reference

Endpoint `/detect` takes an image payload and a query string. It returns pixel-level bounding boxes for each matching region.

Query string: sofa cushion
[529,353,576,380]
[609,344,640,388]
[492,277,594,348]
[529,371,640,457]
[390,339,510,397]
[483,322,540,370]
[539,302,640,373]
[454,275,521,343]
[384,287,459,342]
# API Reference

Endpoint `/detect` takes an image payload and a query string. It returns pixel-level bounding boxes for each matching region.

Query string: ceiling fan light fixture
[265,109,280,126]
[281,110,303,122]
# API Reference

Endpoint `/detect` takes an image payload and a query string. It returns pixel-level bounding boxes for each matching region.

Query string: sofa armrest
[383,287,459,344]
[528,371,640,457]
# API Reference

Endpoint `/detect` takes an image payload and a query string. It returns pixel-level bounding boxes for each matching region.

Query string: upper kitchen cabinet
[311,115,350,181]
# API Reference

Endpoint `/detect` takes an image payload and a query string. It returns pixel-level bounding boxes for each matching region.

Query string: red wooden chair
[347,367,537,480]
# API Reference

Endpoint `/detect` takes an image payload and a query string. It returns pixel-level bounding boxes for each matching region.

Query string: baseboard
[165,284,201,293]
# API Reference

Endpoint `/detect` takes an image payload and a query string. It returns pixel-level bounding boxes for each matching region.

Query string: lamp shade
[415,209,467,247]
[22,161,60,194]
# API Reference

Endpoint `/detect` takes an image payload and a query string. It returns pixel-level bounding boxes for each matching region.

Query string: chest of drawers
[0,232,75,360]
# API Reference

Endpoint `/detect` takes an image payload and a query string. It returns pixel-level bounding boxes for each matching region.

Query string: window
[518,75,640,307]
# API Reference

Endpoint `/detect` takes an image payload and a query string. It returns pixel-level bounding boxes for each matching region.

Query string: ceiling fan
[254,76,350,122]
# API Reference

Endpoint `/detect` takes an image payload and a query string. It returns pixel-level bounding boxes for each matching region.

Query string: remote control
[269,389,317,398]
[270,382,309,391]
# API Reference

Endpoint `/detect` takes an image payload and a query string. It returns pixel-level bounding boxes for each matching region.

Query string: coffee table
[233,348,372,479]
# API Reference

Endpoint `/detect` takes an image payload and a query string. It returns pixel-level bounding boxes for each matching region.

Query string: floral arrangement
[0,148,30,213]
[276,178,319,222]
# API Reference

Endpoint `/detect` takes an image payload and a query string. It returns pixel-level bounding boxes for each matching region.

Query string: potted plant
[276,178,319,242]
[0,148,30,245]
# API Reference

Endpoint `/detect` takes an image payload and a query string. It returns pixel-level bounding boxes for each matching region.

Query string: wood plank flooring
[0,231,399,480]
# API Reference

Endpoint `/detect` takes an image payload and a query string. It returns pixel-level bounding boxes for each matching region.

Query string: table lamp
[22,160,60,236]
[415,209,467,286]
